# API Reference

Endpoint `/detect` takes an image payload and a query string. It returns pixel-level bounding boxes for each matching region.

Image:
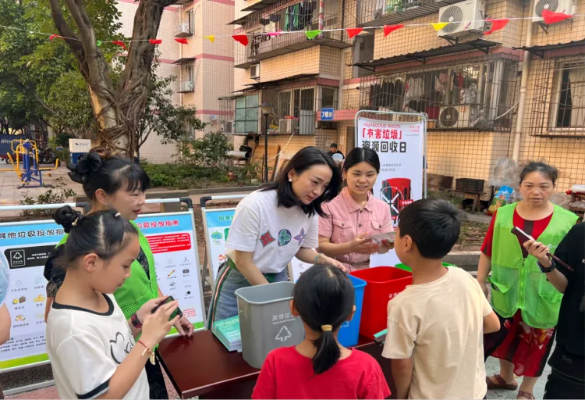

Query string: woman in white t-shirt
[46,207,179,399]
[207,146,345,328]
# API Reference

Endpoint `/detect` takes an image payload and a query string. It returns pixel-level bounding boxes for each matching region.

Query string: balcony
[235,18,351,68]
[178,81,194,93]
[357,0,462,27]
[175,23,193,38]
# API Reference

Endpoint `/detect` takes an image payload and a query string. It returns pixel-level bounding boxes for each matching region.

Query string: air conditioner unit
[437,105,481,129]
[533,0,576,23]
[175,22,192,37]
[437,0,486,38]
[180,81,194,92]
[250,64,260,79]
[278,119,299,134]
[221,121,234,134]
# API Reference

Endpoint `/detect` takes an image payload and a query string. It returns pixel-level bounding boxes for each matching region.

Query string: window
[553,61,585,129]
[186,9,194,32]
[321,87,338,109]
[364,58,517,130]
[353,34,375,78]
[181,63,194,82]
[235,95,259,134]
[277,88,315,118]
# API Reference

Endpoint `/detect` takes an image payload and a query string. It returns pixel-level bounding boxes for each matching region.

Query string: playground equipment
[0,139,59,188]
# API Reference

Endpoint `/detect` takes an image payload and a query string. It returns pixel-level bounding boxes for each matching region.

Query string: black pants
[144,352,169,399]
[543,368,585,399]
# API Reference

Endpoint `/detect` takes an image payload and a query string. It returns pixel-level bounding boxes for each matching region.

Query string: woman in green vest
[44,148,193,399]
[477,162,578,400]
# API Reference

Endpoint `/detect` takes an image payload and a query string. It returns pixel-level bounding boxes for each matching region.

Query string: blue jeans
[206,262,289,329]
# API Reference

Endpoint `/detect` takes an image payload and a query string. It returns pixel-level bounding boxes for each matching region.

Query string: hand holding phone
[511,227,574,272]
[151,295,183,321]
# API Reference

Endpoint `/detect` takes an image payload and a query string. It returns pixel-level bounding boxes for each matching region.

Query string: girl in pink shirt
[318,148,393,271]
[252,265,390,399]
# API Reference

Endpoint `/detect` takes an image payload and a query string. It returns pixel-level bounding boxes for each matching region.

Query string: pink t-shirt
[319,187,393,271]
[252,347,390,399]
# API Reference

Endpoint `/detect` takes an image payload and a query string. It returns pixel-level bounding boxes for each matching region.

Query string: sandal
[517,391,535,399]
[486,374,519,391]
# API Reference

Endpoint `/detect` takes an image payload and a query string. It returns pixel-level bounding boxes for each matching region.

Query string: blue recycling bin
[338,274,367,348]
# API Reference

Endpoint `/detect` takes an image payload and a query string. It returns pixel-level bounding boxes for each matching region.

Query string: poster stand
[0,198,206,377]
[200,195,246,285]
[354,110,428,267]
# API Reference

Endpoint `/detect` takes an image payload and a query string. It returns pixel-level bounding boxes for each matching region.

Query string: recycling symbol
[275,326,292,342]
[278,229,292,247]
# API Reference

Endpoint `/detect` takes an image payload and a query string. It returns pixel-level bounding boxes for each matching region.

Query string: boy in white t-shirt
[383,199,501,399]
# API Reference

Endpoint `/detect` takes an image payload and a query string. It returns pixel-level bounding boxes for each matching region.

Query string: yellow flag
[204,35,215,43]
[431,22,450,31]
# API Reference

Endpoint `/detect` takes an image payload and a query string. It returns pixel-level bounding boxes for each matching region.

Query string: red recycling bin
[350,267,412,339]
[380,178,413,221]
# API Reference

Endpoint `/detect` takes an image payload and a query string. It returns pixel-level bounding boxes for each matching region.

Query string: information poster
[356,117,425,267]
[202,208,236,282]
[0,211,205,370]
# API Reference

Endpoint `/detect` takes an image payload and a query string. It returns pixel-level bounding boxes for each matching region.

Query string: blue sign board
[320,108,334,121]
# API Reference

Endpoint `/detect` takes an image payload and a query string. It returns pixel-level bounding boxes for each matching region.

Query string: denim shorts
[206,261,288,329]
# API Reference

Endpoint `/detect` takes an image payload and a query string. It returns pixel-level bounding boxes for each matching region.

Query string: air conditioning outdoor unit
[175,22,192,37]
[278,119,298,134]
[221,121,234,134]
[532,0,576,23]
[250,64,260,79]
[437,105,481,129]
[437,0,486,38]
[180,81,194,92]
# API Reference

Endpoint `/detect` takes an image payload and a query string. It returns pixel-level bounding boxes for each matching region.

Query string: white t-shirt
[225,189,318,274]
[46,294,149,399]
[382,267,492,399]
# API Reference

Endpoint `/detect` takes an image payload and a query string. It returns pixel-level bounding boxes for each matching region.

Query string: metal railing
[356,0,461,27]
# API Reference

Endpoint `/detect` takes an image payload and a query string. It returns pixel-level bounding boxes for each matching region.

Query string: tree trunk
[48,0,179,158]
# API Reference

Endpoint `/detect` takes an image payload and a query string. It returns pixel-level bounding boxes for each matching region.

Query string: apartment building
[222,0,584,193]
[118,0,235,163]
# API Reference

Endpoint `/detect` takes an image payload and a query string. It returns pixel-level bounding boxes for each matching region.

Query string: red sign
[147,233,192,254]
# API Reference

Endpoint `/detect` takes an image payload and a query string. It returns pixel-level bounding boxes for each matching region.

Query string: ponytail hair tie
[321,325,332,332]
[71,218,80,227]
[114,212,121,218]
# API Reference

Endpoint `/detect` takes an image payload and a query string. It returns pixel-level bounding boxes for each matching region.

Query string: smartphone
[511,226,533,245]
[151,296,183,320]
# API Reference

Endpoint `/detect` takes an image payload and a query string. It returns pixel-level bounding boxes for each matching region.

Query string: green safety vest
[489,203,577,329]
[57,222,159,320]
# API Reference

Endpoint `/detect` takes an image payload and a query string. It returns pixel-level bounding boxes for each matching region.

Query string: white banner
[356,117,425,267]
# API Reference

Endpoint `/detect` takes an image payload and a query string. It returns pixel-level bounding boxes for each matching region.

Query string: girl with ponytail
[46,207,178,399]
[44,148,192,399]
[252,265,390,399]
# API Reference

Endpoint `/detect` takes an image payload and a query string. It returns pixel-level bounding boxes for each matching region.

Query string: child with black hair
[46,207,178,399]
[253,265,390,399]
[383,199,501,399]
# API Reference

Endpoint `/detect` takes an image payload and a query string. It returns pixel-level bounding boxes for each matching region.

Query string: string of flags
[2,10,581,49]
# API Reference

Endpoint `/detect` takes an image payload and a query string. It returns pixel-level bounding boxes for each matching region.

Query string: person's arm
[233,250,270,286]
[318,234,378,257]
[391,358,413,399]
[483,310,500,334]
[155,287,193,337]
[295,247,347,271]
[477,253,491,298]
[0,304,10,345]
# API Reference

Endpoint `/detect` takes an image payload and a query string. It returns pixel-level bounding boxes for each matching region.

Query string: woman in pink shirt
[318,148,393,271]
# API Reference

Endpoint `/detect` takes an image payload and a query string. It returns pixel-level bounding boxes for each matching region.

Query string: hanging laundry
[439,72,449,83]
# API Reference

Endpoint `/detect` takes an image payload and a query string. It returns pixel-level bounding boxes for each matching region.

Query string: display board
[202,208,236,282]
[0,210,205,371]
[356,114,426,268]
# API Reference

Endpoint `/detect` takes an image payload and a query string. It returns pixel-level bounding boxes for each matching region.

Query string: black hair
[520,161,558,186]
[67,147,150,201]
[343,147,380,173]
[330,143,338,148]
[261,146,341,217]
[398,198,462,259]
[53,206,138,269]
[293,265,355,375]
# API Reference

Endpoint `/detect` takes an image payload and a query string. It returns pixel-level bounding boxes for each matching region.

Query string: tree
[47,0,183,157]
[138,68,207,160]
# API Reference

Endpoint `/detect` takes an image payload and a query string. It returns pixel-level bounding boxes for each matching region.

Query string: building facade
[118,0,235,163]
[221,0,584,193]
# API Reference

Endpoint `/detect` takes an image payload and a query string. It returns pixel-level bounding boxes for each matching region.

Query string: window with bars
[235,95,259,134]
[552,61,585,130]
[361,57,518,131]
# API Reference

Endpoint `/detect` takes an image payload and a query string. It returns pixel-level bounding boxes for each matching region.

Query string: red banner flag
[175,38,189,44]
[485,18,510,35]
[541,9,572,25]
[232,34,249,46]
[347,27,363,38]
[112,40,127,50]
[149,39,162,45]
[49,34,62,41]
[384,24,404,37]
